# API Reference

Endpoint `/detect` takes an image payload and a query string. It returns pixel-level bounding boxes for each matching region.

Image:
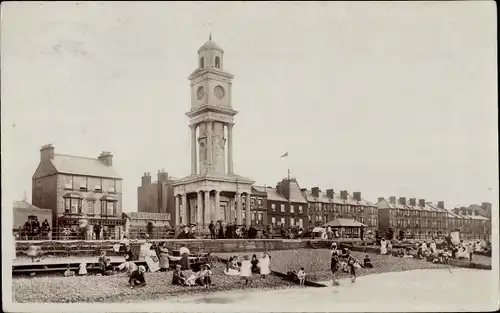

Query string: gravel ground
[215,250,462,282]
[12,262,294,303]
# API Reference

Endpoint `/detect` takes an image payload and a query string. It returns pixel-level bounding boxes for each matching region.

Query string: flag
[280,152,288,158]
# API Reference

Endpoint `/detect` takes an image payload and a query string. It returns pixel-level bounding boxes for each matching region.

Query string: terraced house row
[376,197,491,240]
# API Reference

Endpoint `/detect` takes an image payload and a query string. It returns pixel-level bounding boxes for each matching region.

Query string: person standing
[209,221,216,239]
[179,244,191,270]
[330,249,340,286]
[158,243,170,272]
[259,252,271,278]
[467,243,474,263]
[360,227,364,241]
[94,223,102,240]
[240,255,252,286]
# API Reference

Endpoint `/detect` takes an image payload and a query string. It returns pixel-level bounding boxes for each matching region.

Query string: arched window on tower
[215,56,220,69]
[199,57,204,68]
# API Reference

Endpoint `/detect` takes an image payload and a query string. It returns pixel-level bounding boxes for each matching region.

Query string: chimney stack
[389,196,396,204]
[326,189,334,199]
[418,199,426,207]
[141,172,151,186]
[437,201,444,209]
[340,190,348,200]
[377,197,384,202]
[157,169,168,183]
[398,197,407,205]
[311,187,320,197]
[40,144,55,161]
[353,192,361,201]
[98,151,113,166]
[409,198,416,206]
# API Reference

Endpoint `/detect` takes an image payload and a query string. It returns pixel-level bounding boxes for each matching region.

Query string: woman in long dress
[158,243,170,272]
[380,238,388,255]
[260,253,271,277]
[179,245,190,270]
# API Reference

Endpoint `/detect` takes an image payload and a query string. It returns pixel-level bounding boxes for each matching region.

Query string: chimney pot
[326,189,334,198]
[409,198,416,206]
[98,151,113,166]
[418,199,426,207]
[437,201,444,209]
[340,190,348,200]
[389,196,396,204]
[353,192,361,201]
[40,144,55,161]
[311,187,320,197]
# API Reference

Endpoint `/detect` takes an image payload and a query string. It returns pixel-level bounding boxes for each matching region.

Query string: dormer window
[215,56,220,69]
[199,57,204,68]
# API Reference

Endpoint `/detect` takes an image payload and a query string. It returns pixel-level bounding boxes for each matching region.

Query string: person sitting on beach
[98,251,108,274]
[27,244,43,263]
[363,255,373,268]
[297,267,306,286]
[172,264,187,285]
[196,264,213,288]
[64,266,75,277]
[396,248,405,257]
[129,265,147,289]
[185,273,197,286]
[103,258,114,276]
[251,254,260,274]
[224,256,241,276]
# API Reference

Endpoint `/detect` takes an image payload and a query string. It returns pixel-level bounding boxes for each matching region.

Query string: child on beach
[347,254,357,283]
[330,250,340,286]
[240,255,252,286]
[129,265,147,289]
[363,255,373,268]
[297,267,306,286]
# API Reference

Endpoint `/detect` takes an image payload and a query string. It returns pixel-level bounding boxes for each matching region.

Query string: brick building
[376,197,447,239]
[305,188,378,234]
[32,144,124,239]
[452,206,491,240]
[137,170,176,218]
[263,178,308,229]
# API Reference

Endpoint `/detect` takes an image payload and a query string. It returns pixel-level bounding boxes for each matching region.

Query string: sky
[1,1,498,212]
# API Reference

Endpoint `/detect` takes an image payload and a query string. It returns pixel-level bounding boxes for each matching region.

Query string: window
[65,176,73,189]
[257,212,263,222]
[215,56,220,69]
[280,204,285,212]
[271,217,276,225]
[251,197,256,206]
[65,198,82,214]
[271,203,276,211]
[298,218,303,228]
[290,204,295,213]
[199,57,204,68]
[87,200,95,215]
[290,217,294,227]
[257,198,263,207]
[299,205,303,214]
[251,212,256,221]
[280,217,285,226]
[101,201,116,216]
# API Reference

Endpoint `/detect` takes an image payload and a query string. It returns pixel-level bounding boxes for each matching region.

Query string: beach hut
[322,218,367,238]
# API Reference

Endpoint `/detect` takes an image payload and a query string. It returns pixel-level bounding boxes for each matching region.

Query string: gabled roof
[288,180,308,204]
[264,187,289,202]
[50,154,121,179]
[323,218,367,228]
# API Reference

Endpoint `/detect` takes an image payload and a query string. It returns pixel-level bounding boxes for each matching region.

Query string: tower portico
[173,35,254,231]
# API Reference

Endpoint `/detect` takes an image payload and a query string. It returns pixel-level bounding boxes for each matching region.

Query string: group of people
[18,217,51,240]
[224,253,272,285]
[329,243,373,285]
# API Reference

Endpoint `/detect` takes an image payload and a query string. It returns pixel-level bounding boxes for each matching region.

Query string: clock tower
[173,35,254,231]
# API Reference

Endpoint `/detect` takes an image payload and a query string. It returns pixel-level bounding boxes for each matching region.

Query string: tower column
[245,193,251,226]
[190,124,197,175]
[181,193,188,225]
[207,121,213,172]
[236,192,242,225]
[215,190,221,222]
[204,190,211,226]
[175,195,180,226]
[227,124,233,174]
[197,191,203,225]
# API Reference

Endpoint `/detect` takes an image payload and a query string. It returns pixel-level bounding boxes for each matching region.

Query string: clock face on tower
[214,85,225,99]
[197,86,205,100]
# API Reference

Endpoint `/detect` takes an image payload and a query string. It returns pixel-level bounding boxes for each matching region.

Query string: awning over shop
[323,218,367,228]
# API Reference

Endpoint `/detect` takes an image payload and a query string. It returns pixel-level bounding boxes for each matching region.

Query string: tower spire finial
[209,32,212,41]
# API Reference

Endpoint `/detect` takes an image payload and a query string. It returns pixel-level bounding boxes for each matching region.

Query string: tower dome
[198,34,224,53]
